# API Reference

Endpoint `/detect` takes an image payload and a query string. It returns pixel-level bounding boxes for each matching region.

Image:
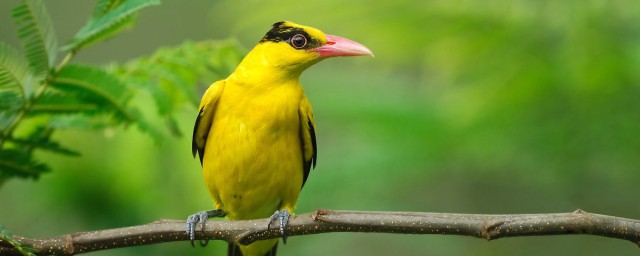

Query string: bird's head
[241,21,373,76]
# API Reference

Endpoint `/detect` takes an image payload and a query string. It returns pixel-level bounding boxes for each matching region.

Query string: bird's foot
[268,209,291,244]
[186,209,226,247]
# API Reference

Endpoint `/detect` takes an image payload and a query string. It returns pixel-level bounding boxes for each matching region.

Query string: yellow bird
[187,21,373,256]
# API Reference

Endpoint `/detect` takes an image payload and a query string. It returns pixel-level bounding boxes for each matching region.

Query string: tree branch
[1,209,639,255]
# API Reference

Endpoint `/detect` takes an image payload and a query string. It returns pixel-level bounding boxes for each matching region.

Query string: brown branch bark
[1,209,639,255]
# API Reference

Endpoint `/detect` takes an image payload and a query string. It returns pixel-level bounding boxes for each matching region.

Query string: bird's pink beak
[311,34,374,58]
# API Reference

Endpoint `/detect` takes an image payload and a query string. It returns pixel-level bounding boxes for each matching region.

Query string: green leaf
[91,0,126,18]
[48,114,115,130]
[11,0,57,80]
[0,113,15,131]
[2,127,80,156]
[0,148,50,179]
[50,65,135,123]
[68,14,138,53]
[0,43,32,111]
[63,0,160,52]
[30,91,101,114]
[109,40,245,136]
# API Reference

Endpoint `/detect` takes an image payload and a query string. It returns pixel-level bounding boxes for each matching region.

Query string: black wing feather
[192,108,205,165]
[301,119,317,188]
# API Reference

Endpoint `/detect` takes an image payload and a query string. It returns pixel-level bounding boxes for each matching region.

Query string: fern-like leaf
[11,0,57,80]
[50,65,135,123]
[46,115,115,130]
[110,40,245,136]
[63,0,160,52]
[6,127,80,156]
[30,91,101,114]
[0,43,32,112]
[0,148,49,179]
[92,0,125,18]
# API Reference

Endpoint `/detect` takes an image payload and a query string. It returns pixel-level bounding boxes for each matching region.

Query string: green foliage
[11,0,57,80]
[0,43,30,112]
[0,0,245,183]
[0,148,50,179]
[0,0,148,181]
[63,0,161,52]
[0,0,163,182]
[50,65,135,122]
[109,39,245,136]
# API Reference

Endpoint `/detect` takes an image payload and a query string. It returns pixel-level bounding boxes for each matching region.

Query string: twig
[1,209,639,255]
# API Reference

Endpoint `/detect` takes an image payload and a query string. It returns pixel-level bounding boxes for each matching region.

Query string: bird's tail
[227,241,278,256]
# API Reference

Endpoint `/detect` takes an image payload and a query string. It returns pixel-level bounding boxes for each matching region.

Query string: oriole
[187,21,373,256]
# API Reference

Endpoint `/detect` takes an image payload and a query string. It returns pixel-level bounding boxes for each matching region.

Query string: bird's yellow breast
[202,78,305,220]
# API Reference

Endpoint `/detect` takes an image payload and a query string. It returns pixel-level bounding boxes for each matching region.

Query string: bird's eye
[290,34,307,49]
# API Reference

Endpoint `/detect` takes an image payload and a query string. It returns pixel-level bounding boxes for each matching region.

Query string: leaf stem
[54,50,74,74]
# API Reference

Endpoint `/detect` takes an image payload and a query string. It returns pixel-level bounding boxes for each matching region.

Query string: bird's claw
[186,209,226,247]
[268,209,291,244]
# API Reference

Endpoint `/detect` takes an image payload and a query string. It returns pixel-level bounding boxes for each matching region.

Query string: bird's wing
[192,80,226,165]
[299,96,317,188]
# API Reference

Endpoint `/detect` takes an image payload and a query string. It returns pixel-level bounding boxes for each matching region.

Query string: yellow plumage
[189,21,372,256]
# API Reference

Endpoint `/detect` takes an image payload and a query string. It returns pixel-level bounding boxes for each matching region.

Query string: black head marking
[260,21,322,50]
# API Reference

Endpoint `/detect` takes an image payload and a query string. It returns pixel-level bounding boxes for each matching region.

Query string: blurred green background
[2,0,640,255]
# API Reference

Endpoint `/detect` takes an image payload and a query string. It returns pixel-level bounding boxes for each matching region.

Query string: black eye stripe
[260,22,322,50]
[261,27,309,44]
